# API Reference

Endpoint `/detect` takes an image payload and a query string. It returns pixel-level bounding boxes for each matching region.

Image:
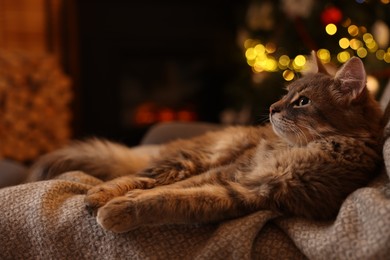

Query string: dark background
[74,1,249,145]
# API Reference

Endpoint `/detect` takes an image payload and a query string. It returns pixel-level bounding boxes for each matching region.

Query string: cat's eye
[294,96,311,107]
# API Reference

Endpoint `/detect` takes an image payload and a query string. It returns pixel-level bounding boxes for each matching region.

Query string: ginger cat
[29,54,383,233]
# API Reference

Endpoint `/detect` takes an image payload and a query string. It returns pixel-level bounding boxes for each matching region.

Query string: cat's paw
[84,186,117,216]
[84,176,156,216]
[140,162,195,184]
[96,195,141,233]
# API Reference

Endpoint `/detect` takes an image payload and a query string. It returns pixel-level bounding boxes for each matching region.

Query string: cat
[28,53,384,233]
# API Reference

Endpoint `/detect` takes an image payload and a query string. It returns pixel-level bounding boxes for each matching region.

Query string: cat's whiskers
[256,114,271,125]
[295,126,309,145]
[296,123,327,142]
[286,122,308,145]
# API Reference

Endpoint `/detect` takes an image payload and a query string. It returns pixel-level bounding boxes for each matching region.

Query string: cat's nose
[269,105,280,115]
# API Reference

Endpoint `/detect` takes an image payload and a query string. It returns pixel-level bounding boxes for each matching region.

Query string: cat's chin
[270,114,314,146]
[271,124,310,146]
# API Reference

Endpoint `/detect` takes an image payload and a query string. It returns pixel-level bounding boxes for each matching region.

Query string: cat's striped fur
[29,55,384,233]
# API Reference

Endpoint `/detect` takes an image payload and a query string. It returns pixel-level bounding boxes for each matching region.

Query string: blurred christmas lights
[243,15,390,82]
[326,23,337,35]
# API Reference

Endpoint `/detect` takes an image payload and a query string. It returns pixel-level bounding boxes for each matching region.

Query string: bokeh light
[243,16,390,83]
[337,51,351,63]
[384,52,390,63]
[254,44,265,54]
[339,38,350,49]
[363,33,374,43]
[348,25,359,36]
[325,23,337,35]
[317,49,331,63]
[376,49,385,60]
[283,70,295,81]
[357,47,368,58]
[265,42,276,53]
[350,39,363,50]
[293,55,306,70]
[278,55,290,68]
[366,75,379,95]
[245,47,257,60]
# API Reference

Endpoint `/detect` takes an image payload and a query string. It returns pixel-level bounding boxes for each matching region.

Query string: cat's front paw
[84,186,117,216]
[84,176,156,216]
[96,195,142,233]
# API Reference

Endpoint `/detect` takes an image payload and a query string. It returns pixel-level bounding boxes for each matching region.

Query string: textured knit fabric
[1,149,390,259]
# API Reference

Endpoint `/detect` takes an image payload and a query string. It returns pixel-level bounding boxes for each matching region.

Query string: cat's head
[269,52,383,146]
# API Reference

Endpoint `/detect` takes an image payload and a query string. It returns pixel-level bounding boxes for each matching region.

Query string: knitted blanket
[1,153,390,259]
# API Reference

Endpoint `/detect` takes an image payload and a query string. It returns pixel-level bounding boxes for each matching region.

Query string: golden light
[254,44,266,54]
[363,33,374,43]
[246,59,255,66]
[265,42,276,53]
[317,49,331,63]
[255,52,267,61]
[253,63,264,73]
[339,38,350,49]
[264,57,278,72]
[342,18,351,28]
[278,55,290,68]
[359,26,367,34]
[244,39,255,49]
[348,25,359,36]
[350,39,363,50]
[376,49,385,60]
[283,70,295,81]
[325,23,337,35]
[381,0,390,3]
[337,51,350,63]
[384,53,390,63]
[254,58,266,71]
[254,56,278,72]
[245,48,257,60]
[293,55,306,70]
[357,47,368,58]
[366,41,378,52]
[366,75,379,95]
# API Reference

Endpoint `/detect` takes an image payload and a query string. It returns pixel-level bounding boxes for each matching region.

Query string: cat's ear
[334,57,366,102]
[311,50,329,75]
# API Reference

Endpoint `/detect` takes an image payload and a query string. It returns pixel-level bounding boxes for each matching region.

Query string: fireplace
[68,1,246,145]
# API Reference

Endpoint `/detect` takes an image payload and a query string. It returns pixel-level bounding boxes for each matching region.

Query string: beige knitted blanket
[1,150,390,259]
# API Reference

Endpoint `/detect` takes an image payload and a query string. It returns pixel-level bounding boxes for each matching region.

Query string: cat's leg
[133,125,269,184]
[131,130,264,186]
[83,151,207,216]
[95,169,269,233]
[28,139,160,182]
[83,159,204,215]
[84,145,220,214]
[84,175,157,215]
[84,126,265,216]
[96,186,221,232]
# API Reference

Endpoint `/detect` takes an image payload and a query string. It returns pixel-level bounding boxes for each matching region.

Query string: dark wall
[76,0,246,145]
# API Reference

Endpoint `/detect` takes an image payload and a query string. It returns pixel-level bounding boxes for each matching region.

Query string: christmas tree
[224,0,390,124]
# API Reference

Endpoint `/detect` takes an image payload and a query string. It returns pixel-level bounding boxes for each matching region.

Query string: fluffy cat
[29,54,384,233]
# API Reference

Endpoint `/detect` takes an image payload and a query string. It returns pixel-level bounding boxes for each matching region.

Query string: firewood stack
[0,50,73,162]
